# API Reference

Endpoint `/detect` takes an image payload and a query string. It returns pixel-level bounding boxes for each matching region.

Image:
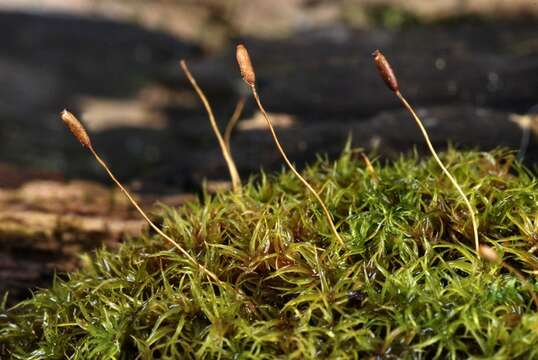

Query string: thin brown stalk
[180,60,242,193]
[395,92,479,254]
[60,110,233,292]
[360,153,378,181]
[224,96,246,151]
[251,87,345,247]
[373,49,480,255]
[235,44,344,246]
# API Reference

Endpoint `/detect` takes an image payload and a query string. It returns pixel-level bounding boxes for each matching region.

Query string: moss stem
[180,60,242,193]
[250,86,345,247]
[89,147,226,287]
[224,96,246,151]
[396,91,479,254]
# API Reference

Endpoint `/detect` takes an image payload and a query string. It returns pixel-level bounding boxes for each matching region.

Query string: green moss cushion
[2,149,537,359]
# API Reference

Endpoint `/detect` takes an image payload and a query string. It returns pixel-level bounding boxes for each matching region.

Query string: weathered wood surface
[0,172,194,304]
[0,14,536,190]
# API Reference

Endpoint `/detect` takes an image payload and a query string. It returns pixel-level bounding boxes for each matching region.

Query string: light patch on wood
[78,96,167,132]
[510,114,538,136]
[238,111,297,131]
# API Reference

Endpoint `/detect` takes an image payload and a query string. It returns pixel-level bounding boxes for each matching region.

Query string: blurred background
[1,0,537,303]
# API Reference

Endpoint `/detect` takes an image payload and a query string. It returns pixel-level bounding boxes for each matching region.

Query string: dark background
[1,0,537,304]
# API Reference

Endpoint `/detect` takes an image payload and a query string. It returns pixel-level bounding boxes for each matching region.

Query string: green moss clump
[1,149,538,359]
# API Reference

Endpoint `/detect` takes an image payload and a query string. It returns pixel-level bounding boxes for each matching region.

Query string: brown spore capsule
[61,110,92,148]
[373,49,399,92]
[236,44,256,86]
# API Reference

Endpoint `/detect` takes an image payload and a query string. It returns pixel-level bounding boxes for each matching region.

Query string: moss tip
[236,43,256,87]
[60,110,92,149]
[372,49,399,92]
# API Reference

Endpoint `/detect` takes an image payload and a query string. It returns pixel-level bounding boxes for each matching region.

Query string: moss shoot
[1,148,538,359]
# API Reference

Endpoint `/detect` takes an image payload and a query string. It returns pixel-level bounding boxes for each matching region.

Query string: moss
[1,148,538,359]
